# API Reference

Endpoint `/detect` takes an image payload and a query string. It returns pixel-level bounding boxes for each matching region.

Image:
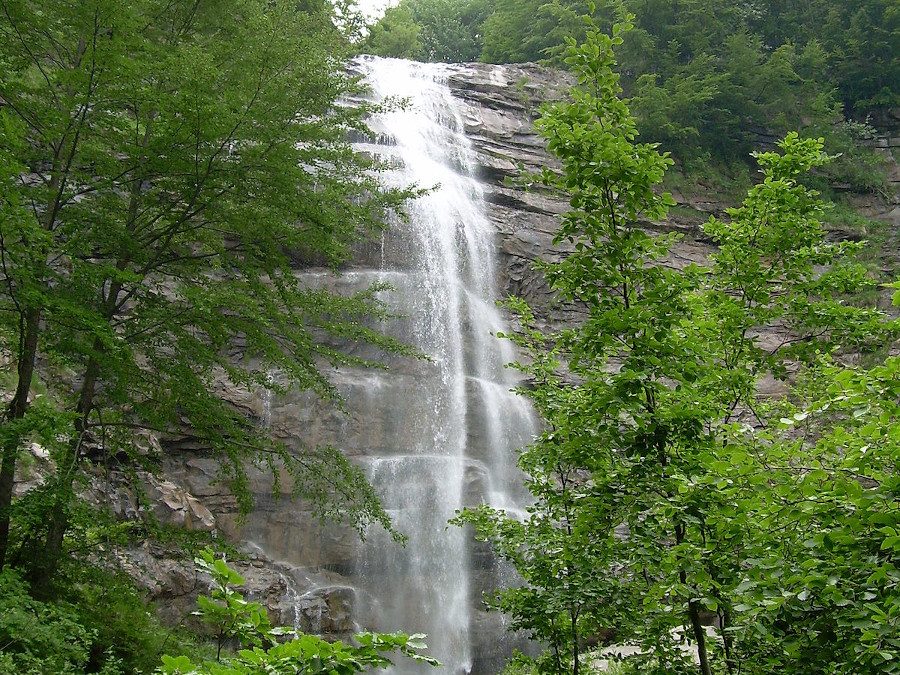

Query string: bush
[60,564,212,674]
[0,570,98,674]
[159,549,441,674]
[0,561,212,674]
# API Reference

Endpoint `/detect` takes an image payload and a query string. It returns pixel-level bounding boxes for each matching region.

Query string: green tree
[415,0,493,62]
[453,300,630,674]
[363,5,425,60]
[0,0,414,590]
[625,5,846,162]
[483,0,895,175]
[481,0,568,64]
[363,0,493,62]
[0,559,214,673]
[0,569,99,674]
[459,12,695,672]
[747,0,900,114]
[718,354,900,672]
[458,11,890,673]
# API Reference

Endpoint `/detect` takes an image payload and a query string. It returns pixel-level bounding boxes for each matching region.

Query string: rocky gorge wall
[444,64,900,331]
[97,60,582,671]
[119,60,585,641]
[32,58,897,671]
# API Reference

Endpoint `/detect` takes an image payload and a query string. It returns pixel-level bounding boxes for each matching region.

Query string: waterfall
[344,56,539,674]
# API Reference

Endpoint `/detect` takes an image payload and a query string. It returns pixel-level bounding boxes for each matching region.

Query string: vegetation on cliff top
[363,0,896,187]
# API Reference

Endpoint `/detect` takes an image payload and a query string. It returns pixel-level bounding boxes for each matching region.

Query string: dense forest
[366,0,897,184]
[0,0,897,673]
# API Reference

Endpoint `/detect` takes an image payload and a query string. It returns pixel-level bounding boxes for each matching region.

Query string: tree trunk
[27,137,137,589]
[29,222,126,592]
[2,41,96,577]
[720,605,735,674]
[30,354,99,596]
[0,306,41,571]
[688,598,713,675]
[571,609,580,675]
[675,521,713,675]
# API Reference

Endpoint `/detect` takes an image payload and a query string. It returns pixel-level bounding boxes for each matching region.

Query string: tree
[414,0,494,62]
[719,354,900,673]
[0,0,415,590]
[363,0,493,62]
[453,300,631,675]
[158,548,440,675]
[363,5,425,60]
[479,0,559,64]
[683,136,896,672]
[746,0,900,114]
[457,10,890,673]
[0,568,98,673]
[371,0,892,180]
[459,11,695,672]
[0,98,47,571]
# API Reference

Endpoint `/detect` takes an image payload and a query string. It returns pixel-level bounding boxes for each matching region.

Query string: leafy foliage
[364,0,493,62]
[721,355,900,672]
[362,4,425,60]
[158,549,440,675]
[192,549,277,660]
[457,12,896,675]
[0,0,417,591]
[362,0,895,181]
[0,569,97,674]
[0,562,212,674]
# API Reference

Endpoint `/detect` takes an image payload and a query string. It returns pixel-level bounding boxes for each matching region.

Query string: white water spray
[346,57,539,674]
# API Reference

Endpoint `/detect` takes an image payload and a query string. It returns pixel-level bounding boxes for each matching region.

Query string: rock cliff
[35,59,896,660]
[443,63,899,331]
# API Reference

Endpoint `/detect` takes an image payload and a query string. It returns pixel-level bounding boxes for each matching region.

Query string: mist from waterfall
[348,56,539,674]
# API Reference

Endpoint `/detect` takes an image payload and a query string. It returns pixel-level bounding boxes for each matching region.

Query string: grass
[822,199,887,236]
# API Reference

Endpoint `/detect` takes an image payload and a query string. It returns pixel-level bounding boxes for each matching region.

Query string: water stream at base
[349,57,539,674]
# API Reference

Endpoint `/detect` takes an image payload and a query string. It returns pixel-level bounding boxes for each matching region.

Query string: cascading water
[344,56,539,674]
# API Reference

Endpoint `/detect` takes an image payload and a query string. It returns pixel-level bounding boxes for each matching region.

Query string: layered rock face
[446,63,899,326]
[103,58,898,672]
[445,64,732,329]
[131,59,563,673]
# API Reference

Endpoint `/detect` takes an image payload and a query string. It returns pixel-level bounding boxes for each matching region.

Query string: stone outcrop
[441,63,728,338]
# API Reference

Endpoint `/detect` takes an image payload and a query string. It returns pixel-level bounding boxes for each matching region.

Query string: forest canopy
[363,0,898,171]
